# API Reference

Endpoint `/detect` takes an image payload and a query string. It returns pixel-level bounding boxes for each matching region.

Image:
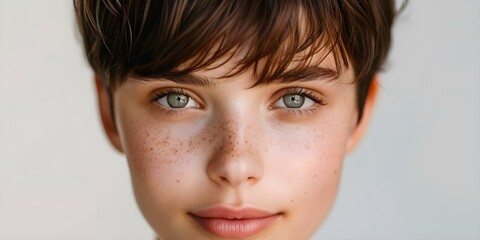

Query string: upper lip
[190,205,279,219]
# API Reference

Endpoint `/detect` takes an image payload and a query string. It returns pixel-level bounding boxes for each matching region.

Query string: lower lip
[191,214,281,239]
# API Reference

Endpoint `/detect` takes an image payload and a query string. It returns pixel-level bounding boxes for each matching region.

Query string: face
[97,55,375,240]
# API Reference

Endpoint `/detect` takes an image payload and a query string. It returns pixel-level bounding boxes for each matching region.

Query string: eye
[273,88,321,109]
[281,94,312,108]
[154,89,199,109]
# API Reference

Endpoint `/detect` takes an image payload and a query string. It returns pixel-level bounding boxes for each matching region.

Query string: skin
[95,57,378,240]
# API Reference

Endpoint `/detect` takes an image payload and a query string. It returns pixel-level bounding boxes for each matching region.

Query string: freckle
[176,180,180,183]
[304,192,307,195]
[334,169,337,175]
[291,199,294,203]
[313,173,317,178]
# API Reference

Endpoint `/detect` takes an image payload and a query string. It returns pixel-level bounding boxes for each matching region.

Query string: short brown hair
[74,0,401,121]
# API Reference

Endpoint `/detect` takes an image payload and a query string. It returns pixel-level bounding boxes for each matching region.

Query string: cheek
[265,118,350,227]
[121,122,205,184]
[118,117,224,200]
[267,118,349,177]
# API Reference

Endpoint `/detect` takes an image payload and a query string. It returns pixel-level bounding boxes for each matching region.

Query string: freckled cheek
[121,125,206,186]
[275,130,344,225]
[270,125,345,164]
[268,125,345,197]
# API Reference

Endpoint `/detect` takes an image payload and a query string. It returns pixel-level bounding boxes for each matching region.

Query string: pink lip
[190,206,281,239]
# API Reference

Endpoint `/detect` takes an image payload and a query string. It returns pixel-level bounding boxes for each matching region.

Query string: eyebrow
[265,66,339,85]
[143,66,338,88]
[158,73,217,87]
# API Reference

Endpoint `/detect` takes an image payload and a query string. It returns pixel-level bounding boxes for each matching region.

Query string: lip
[189,206,282,239]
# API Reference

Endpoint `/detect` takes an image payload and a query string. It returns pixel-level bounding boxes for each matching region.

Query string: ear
[346,76,379,154]
[95,75,124,152]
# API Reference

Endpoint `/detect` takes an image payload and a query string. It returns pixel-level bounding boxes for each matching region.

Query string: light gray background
[0,0,478,239]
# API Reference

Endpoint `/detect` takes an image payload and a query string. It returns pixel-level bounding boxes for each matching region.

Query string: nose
[206,115,264,187]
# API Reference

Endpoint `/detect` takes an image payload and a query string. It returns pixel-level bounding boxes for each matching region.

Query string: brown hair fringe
[74,0,403,121]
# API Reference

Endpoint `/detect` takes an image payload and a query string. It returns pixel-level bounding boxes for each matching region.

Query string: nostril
[247,176,257,182]
[220,176,229,183]
[217,174,257,185]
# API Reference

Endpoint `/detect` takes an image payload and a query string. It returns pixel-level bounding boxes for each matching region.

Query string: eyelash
[153,88,189,100]
[279,87,325,103]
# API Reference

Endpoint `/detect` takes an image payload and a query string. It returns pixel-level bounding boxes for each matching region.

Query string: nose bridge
[221,114,250,151]
[206,112,264,187]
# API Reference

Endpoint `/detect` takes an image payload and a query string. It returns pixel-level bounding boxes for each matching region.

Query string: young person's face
[98,54,375,239]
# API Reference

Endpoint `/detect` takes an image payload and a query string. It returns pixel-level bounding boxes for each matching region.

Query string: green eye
[167,93,190,108]
[282,94,305,108]
[272,88,321,110]
[156,90,199,109]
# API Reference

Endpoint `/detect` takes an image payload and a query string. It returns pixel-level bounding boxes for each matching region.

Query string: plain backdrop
[0,0,479,239]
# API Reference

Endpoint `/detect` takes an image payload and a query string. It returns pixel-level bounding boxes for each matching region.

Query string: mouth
[189,206,282,239]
